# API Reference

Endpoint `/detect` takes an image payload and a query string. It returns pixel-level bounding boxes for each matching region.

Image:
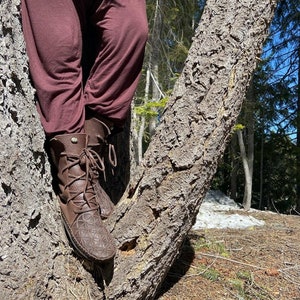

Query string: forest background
[135,0,300,214]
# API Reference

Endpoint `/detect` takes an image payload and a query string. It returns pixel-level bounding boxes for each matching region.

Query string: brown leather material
[85,117,116,218]
[84,116,113,146]
[50,133,116,262]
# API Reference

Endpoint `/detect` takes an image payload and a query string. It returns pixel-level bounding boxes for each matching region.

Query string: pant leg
[21,0,85,136]
[84,0,148,126]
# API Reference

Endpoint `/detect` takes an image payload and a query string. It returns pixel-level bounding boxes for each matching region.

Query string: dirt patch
[157,210,300,300]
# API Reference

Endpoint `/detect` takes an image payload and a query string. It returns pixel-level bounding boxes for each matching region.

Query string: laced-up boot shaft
[50,133,116,262]
[85,117,117,218]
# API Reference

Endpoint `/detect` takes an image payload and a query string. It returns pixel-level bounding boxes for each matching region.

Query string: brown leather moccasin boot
[50,133,116,262]
[84,117,117,219]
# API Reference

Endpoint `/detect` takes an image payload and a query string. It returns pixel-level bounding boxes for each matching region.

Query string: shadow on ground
[155,236,196,299]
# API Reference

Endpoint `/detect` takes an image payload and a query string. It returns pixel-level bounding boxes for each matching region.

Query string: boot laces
[89,130,117,178]
[61,148,105,214]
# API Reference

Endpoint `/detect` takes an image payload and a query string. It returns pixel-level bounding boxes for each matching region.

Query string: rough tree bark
[0,0,277,299]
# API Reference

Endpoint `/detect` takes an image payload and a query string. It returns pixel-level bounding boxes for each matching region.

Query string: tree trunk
[0,0,277,299]
[246,83,255,196]
[239,81,255,211]
[237,129,252,210]
[296,43,300,213]
[259,124,265,210]
[148,0,163,136]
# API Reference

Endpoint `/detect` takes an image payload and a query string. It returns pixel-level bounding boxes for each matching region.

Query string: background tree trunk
[148,0,162,136]
[236,80,256,211]
[0,0,277,299]
[237,129,252,210]
[296,43,300,213]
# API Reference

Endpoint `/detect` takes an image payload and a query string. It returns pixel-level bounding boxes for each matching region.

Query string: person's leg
[84,0,148,126]
[21,0,85,136]
[21,0,116,261]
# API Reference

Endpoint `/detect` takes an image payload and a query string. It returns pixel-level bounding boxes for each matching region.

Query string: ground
[157,209,300,300]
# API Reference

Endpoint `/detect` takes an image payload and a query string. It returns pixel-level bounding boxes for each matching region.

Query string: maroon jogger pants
[21,0,148,136]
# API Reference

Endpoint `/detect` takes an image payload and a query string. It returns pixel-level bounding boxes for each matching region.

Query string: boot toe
[64,211,116,262]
